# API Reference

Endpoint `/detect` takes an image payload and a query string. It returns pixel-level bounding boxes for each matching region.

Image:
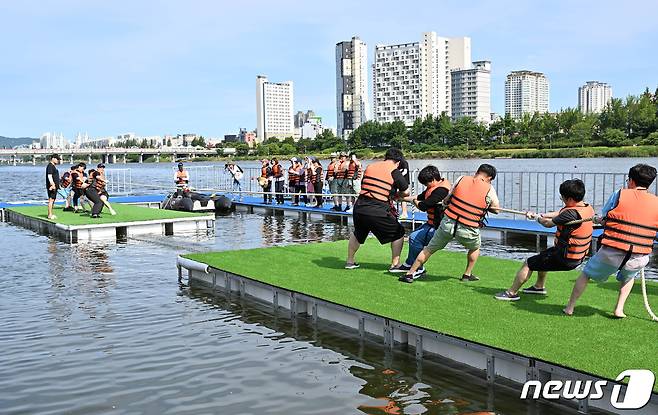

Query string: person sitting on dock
[333,153,348,211]
[174,163,189,188]
[494,179,595,300]
[402,164,500,282]
[271,158,284,205]
[259,159,273,204]
[310,158,324,208]
[392,166,450,279]
[326,156,338,210]
[346,148,409,270]
[45,154,61,220]
[564,164,658,318]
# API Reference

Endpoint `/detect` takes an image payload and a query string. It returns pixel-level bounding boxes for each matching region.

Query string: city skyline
[1,1,657,138]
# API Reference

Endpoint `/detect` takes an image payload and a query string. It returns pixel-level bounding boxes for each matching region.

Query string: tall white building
[505,70,549,119]
[256,75,294,143]
[578,81,612,114]
[451,60,492,123]
[373,32,471,125]
[336,36,369,138]
[40,132,67,149]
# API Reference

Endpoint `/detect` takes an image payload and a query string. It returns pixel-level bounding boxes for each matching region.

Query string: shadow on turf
[313,257,389,271]
[467,285,603,317]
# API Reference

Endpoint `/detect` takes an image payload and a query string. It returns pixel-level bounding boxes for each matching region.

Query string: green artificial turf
[186,240,658,386]
[8,204,207,226]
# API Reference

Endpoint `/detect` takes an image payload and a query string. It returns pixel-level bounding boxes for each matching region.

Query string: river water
[0,158,651,414]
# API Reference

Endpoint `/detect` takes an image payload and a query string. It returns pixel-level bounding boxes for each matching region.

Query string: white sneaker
[109,209,117,216]
[47,215,57,220]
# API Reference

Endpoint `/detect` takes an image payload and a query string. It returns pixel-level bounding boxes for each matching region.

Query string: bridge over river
[0,147,218,165]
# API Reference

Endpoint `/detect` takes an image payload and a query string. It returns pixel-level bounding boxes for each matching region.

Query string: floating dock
[178,240,658,414]
[3,204,214,243]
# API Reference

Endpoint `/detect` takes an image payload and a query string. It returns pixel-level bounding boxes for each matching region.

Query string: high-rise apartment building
[504,70,549,119]
[256,75,294,143]
[578,81,612,114]
[373,32,470,125]
[336,37,369,138]
[451,60,491,123]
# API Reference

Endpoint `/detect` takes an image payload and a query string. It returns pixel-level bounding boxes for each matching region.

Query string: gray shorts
[328,179,339,194]
[425,217,481,253]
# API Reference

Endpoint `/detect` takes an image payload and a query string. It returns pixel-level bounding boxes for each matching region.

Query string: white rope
[641,268,658,322]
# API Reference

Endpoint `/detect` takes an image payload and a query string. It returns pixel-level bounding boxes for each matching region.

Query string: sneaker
[345,208,353,213]
[399,269,425,283]
[344,262,360,270]
[522,286,547,295]
[47,215,57,220]
[460,274,480,282]
[494,291,520,301]
[389,264,411,273]
[91,214,101,219]
[343,206,351,212]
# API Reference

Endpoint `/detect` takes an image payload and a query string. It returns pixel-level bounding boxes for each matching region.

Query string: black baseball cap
[97,163,106,168]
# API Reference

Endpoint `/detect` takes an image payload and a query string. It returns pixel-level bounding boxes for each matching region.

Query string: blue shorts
[583,253,640,283]
[58,188,71,199]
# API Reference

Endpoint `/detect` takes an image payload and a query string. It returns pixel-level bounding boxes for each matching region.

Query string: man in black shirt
[346,148,409,270]
[495,179,595,301]
[391,165,451,281]
[45,154,61,220]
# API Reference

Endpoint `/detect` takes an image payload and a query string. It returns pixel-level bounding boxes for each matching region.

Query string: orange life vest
[60,171,72,188]
[554,204,595,261]
[601,189,658,255]
[359,160,397,202]
[347,160,360,180]
[444,176,491,228]
[175,170,189,184]
[325,162,335,180]
[72,172,85,189]
[93,171,107,192]
[288,166,299,185]
[425,178,452,227]
[272,164,282,177]
[260,166,268,178]
[313,166,323,184]
[334,160,346,180]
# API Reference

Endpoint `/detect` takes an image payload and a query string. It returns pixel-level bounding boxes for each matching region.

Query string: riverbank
[188,144,658,162]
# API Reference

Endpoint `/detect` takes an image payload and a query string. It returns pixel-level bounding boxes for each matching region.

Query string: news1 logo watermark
[521,369,655,410]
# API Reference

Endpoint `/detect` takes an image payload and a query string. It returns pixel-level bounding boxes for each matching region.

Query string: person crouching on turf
[391,166,451,281]
[85,164,109,218]
[564,164,658,318]
[403,164,500,282]
[495,179,594,301]
[59,165,75,211]
[345,148,409,270]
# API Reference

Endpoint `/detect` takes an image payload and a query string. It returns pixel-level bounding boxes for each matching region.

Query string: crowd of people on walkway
[256,152,364,212]
[45,154,115,219]
[344,148,658,318]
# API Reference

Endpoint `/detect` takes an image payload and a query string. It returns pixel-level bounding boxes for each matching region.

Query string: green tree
[601,128,627,146]
[235,143,250,156]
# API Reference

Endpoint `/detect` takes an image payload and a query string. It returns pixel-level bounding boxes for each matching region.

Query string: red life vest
[93,171,107,192]
[72,172,85,189]
[425,178,452,227]
[175,170,189,184]
[359,160,396,202]
[444,176,491,228]
[347,160,360,180]
[326,162,335,180]
[272,164,282,177]
[601,189,658,255]
[554,204,595,261]
[60,172,72,188]
[288,166,299,185]
[334,161,346,180]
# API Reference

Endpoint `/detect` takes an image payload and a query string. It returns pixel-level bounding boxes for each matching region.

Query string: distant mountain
[0,136,38,149]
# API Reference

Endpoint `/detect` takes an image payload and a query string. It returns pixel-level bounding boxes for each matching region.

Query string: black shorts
[353,212,405,244]
[527,247,580,272]
[47,189,57,200]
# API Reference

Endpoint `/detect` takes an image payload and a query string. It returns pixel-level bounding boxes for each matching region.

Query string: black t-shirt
[46,162,59,189]
[354,169,409,217]
[397,160,410,183]
[551,208,583,264]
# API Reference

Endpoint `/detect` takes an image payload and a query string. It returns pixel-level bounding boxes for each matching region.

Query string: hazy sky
[1,0,656,138]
